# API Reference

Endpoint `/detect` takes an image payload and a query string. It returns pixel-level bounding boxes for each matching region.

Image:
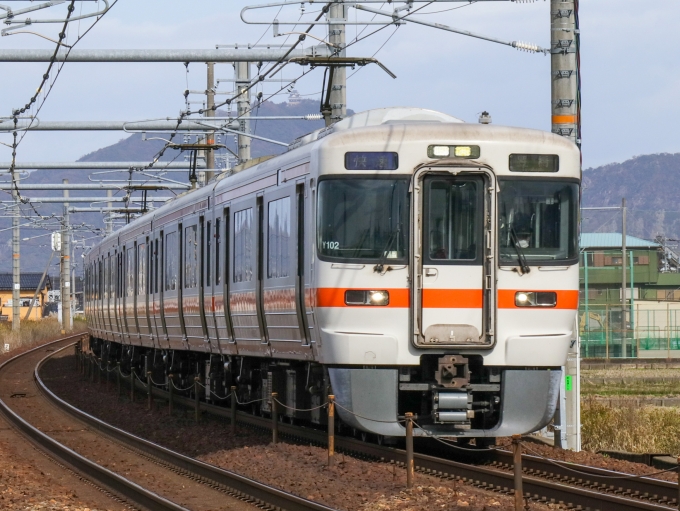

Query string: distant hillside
[582,153,680,240]
[0,99,329,273]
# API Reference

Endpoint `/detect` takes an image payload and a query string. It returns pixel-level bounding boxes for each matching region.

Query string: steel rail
[37,343,338,511]
[488,449,678,506]
[0,336,189,511]
[115,370,676,511]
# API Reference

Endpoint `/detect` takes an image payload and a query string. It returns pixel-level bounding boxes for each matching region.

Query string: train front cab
[319,135,580,439]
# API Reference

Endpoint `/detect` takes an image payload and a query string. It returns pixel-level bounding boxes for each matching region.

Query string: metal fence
[579,305,680,358]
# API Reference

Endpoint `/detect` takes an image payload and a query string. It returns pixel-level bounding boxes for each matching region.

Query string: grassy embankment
[582,366,680,454]
[0,317,87,352]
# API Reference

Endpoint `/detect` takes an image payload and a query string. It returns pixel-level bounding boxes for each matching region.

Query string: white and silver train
[84,107,580,439]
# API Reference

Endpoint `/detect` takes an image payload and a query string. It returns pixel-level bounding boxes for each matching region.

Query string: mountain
[581,153,680,240]
[3,97,676,274]
[0,99,329,274]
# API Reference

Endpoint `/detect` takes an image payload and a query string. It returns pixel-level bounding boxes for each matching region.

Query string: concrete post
[328,2,347,123]
[230,385,237,435]
[328,394,335,466]
[205,62,216,183]
[61,179,71,333]
[235,62,251,163]
[271,392,278,444]
[11,175,20,330]
[405,412,414,488]
[550,0,579,146]
[512,434,524,511]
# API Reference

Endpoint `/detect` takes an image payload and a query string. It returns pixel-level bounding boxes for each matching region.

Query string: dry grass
[0,317,87,353]
[582,398,680,455]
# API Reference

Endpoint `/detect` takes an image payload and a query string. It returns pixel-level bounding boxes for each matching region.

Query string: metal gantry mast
[11,174,20,329]
[550,0,580,146]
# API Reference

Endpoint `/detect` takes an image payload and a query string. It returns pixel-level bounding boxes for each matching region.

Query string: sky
[0,0,678,170]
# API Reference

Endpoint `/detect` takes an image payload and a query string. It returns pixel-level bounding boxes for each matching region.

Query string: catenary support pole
[61,179,71,333]
[328,2,347,123]
[622,198,627,356]
[550,0,579,146]
[11,173,20,330]
[235,61,251,163]
[105,190,113,236]
[206,62,216,182]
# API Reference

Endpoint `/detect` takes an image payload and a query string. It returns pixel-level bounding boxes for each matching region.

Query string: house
[580,233,680,358]
[0,273,52,322]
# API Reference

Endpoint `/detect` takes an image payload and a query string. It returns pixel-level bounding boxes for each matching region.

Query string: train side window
[184,225,198,289]
[267,197,291,279]
[233,208,253,283]
[206,220,212,287]
[165,232,178,291]
[126,246,135,298]
[215,217,221,285]
[138,242,147,296]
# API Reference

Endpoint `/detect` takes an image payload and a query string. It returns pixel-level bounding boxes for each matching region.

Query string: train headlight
[431,145,450,157]
[514,291,557,307]
[454,145,472,157]
[344,290,390,306]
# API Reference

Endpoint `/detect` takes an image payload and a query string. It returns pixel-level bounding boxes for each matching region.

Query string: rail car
[84,107,580,439]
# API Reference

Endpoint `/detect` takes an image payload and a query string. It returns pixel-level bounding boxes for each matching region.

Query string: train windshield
[499,179,578,264]
[317,178,409,261]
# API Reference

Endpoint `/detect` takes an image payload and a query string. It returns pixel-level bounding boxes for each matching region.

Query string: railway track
[70,347,678,511]
[2,336,336,511]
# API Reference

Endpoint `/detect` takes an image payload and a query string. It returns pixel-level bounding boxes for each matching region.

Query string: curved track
[84,351,677,511]
[2,336,335,511]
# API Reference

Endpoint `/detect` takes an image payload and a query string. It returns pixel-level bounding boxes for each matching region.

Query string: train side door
[229,198,268,356]
[203,214,221,352]
[412,168,495,348]
[215,208,236,352]
[163,227,184,350]
[151,234,168,349]
[262,185,310,357]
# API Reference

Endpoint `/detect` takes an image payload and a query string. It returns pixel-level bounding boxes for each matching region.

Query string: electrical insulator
[512,41,541,53]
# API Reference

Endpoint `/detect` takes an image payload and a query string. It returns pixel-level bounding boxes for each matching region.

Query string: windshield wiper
[509,227,530,275]
[373,225,399,274]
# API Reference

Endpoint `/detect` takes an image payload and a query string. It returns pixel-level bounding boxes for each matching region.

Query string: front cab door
[412,165,495,348]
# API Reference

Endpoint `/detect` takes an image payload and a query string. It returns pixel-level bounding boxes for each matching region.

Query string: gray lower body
[328,367,561,437]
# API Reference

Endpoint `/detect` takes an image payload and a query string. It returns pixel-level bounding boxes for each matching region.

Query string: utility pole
[328,1,347,123]
[235,62,251,163]
[550,0,579,146]
[206,62,216,182]
[61,179,71,333]
[621,198,627,356]
[105,189,113,236]
[11,172,20,330]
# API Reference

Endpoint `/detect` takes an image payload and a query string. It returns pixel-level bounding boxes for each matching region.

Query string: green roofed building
[580,233,680,358]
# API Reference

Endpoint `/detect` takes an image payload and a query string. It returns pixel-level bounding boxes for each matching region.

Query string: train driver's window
[267,197,291,279]
[234,208,253,283]
[425,178,480,262]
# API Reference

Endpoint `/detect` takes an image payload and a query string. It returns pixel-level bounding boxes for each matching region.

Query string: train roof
[90,107,579,252]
